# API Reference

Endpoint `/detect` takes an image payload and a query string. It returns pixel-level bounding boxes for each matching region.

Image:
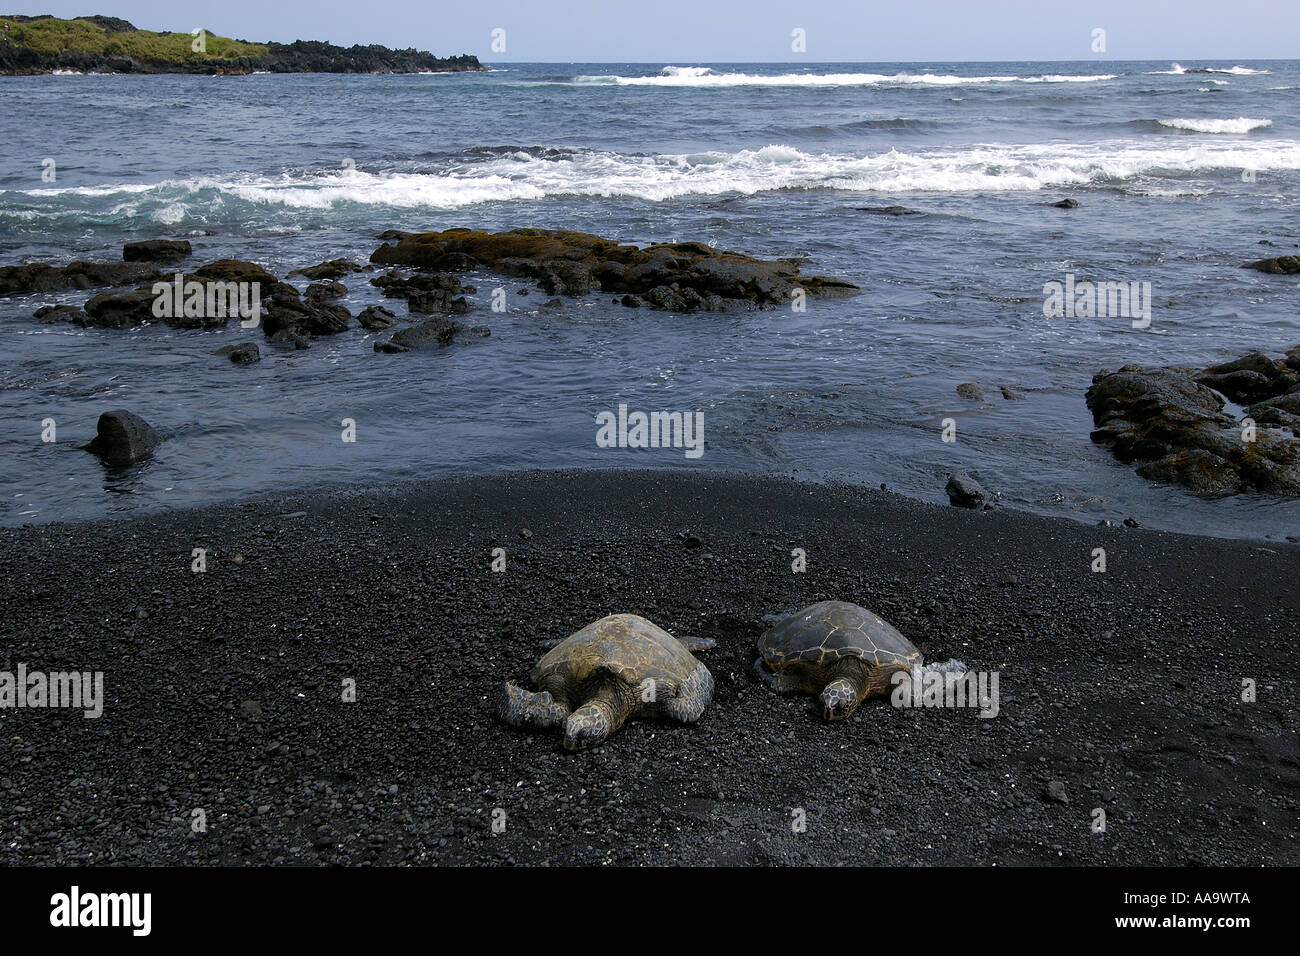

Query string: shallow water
[2,60,1298,537]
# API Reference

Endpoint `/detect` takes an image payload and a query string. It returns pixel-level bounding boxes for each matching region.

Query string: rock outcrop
[369,228,859,313]
[1086,349,1300,495]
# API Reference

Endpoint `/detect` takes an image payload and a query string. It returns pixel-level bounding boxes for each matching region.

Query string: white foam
[1146,62,1270,76]
[571,69,1117,87]
[1157,117,1273,133]
[8,139,1300,216]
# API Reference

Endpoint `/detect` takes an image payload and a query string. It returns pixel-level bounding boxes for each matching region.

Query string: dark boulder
[390,317,465,349]
[83,410,161,467]
[82,289,157,328]
[1244,256,1300,275]
[945,472,987,508]
[856,205,921,216]
[368,228,858,313]
[288,259,361,280]
[123,239,192,263]
[262,297,350,337]
[0,261,161,296]
[214,342,261,364]
[1086,357,1300,496]
[193,259,297,298]
[305,280,347,301]
[33,304,85,325]
[357,305,398,330]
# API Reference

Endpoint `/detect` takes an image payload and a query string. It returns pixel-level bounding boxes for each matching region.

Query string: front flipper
[563,685,632,751]
[753,657,807,694]
[499,681,570,730]
[674,634,717,653]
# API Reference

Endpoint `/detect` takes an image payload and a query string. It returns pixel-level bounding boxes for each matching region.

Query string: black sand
[1,470,1297,865]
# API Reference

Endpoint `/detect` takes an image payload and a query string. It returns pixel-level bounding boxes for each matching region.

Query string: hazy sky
[8,1,1298,61]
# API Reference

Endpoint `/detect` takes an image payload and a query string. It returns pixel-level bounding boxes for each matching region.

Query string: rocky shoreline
[6,228,1300,503]
[0,15,482,75]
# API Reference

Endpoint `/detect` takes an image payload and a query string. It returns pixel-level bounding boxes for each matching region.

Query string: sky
[6,0,1298,62]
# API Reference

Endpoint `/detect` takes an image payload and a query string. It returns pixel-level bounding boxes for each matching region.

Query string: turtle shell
[758,601,921,670]
[532,614,701,689]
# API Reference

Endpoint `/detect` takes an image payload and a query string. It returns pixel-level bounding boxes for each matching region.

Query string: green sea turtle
[499,614,715,751]
[755,600,922,720]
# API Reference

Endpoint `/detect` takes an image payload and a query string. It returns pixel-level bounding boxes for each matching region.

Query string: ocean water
[1,60,1298,538]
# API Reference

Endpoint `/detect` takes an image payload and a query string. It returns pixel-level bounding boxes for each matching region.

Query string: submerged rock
[83,410,161,467]
[214,342,261,364]
[368,228,859,313]
[1244,255,1300,275]
[123,239,192,263]
[357,305,398,330]
[956,382,985,401]
[304,280,347,301]
[288,259,361,280]
[262,297,350,337]
[856,205,921,216]
[33,303,85,325]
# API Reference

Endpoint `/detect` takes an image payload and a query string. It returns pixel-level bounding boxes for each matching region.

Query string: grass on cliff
[0,16,268,62]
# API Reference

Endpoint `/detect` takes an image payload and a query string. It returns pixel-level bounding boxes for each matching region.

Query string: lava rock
[357,305,399,330]
[122,239,192,263]
[389,317,465,349]
[288,259,361,280]
[945,472,987,509]
[214,342,261,364]
[83,409,161,467]
[263,297,350,337]
[1244,256,1300,275]
[368,228,859,313]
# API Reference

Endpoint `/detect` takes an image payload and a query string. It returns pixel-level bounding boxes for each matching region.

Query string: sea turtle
[755,600,922,720]
[499,614,715,751]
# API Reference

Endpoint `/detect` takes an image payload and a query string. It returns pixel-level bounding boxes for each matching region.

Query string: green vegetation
[0,16,268,62]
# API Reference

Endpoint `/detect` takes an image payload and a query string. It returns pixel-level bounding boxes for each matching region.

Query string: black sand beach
[1,470,1297,865]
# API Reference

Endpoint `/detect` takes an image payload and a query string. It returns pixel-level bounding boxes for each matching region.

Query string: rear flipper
[499,681,569,729]
[662,665,714,724]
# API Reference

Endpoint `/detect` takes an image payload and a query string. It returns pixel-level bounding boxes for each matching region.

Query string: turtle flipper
[675,634,716,653]
[563,686,632,751]
[753,657,806,694]
[662,665,714,724]
[499,681,569,729]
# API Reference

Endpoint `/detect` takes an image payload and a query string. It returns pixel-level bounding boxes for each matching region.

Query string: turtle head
[563,698,616,751]
[820,677,861,721]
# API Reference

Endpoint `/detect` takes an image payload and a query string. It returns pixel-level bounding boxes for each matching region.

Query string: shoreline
[2,469,1296,865]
